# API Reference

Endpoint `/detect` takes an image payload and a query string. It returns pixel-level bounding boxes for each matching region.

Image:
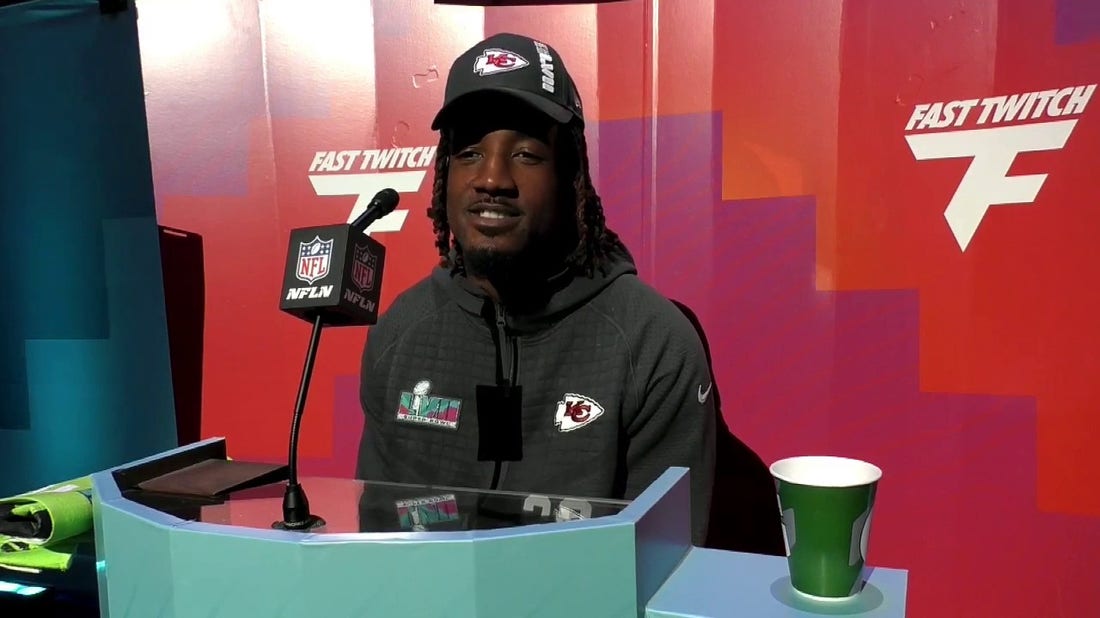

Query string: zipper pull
[493,303,511,385]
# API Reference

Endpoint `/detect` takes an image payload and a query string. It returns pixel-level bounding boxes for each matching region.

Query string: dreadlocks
[426,122,622,277]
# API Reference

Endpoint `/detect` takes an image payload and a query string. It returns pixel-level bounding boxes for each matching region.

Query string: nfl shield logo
[296,236,333,285]
[352,244,377,292]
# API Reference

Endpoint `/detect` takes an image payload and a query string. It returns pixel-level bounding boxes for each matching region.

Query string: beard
[455,226,576,286]
[460,244,568,311]
[462,246,525,281]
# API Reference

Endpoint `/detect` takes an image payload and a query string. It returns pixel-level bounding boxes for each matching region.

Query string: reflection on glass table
[121,477,630,534]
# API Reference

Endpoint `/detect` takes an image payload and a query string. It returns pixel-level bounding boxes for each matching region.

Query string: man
[356,32,716,544]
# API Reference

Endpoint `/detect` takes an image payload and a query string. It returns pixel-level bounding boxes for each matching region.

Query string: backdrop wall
[0,0,178,497]
[136,0,1100,616]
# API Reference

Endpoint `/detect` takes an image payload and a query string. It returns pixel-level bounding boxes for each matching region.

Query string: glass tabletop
[121,477,630,534]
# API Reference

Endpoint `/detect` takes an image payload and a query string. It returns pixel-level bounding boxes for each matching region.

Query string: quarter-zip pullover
[356,248,716,544]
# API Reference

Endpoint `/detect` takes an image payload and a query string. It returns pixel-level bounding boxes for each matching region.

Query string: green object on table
[771,456,882,600]
[0,476,94,573]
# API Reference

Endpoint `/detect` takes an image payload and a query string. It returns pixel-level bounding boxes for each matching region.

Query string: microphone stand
[273,312,326,531]
[272,193,397,531]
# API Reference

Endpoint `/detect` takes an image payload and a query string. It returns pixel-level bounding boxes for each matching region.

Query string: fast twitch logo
[308,146,437,234]
[904,84,1095,251]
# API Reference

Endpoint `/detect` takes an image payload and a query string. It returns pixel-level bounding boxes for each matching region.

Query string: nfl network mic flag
[280,225,386,326]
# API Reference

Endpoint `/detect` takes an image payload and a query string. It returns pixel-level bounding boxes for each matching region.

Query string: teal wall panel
[0,0,177,495]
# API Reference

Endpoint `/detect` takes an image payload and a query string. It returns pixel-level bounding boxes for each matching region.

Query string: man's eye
[515,151,543,162]
[454,150,480,160]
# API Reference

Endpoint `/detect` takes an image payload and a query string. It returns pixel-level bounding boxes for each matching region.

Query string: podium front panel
[94,486,640,617]
[90,440,668,618]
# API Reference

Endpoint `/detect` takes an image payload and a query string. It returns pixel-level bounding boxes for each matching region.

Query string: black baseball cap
[431,32,584,131]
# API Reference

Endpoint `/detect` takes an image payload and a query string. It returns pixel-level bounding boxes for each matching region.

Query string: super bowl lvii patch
[395,380,461,430]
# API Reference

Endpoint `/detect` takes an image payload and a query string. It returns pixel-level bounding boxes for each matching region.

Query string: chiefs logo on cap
[473,48,530,76]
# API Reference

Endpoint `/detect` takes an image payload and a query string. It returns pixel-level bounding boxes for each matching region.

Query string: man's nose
[471,152,517,195]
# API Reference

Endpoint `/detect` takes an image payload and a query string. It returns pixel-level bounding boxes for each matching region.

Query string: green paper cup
[770,455,882,601]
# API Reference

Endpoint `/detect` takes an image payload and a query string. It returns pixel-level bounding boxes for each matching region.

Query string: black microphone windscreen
[351,188,401,232]
[374,188,400,215]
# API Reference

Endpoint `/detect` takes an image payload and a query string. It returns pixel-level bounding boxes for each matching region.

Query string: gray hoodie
[356,248,716,544]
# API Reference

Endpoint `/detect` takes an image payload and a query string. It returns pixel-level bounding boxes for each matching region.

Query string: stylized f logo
[905,120,1078,251]
[308,171,424,235]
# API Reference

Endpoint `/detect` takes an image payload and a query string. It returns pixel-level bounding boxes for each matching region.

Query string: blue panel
[645,548,908,617]
[295,538,478,617]
[0,0,177,495]
[97,502,178,617]
[472,524,638,618]
[628,468,693,609]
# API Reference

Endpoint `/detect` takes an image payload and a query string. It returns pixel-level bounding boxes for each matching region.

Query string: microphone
[351,187,400,233]
[272,189,398,531]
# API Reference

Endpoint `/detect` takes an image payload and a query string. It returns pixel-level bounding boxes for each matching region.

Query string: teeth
[476,211,507,219]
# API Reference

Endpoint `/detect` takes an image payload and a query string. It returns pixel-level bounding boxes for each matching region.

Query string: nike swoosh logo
[698,382,713,404]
